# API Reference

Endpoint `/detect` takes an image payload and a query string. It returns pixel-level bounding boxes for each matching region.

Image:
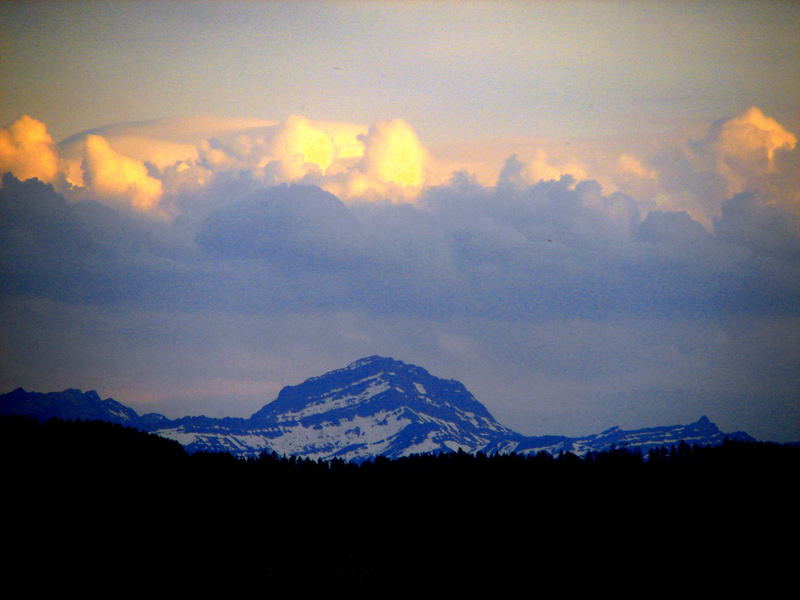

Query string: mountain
[483,415,747,457]
[0,355,755,460]
[0,387,141,425]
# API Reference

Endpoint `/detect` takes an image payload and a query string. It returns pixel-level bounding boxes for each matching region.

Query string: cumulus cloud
[524,148,588,185]
[465,107,798,232]
[714,193,800,261]
[360,118,428,189]
[321,118,429,202]
[4,110,799,284]
[5,169,798,343]
[636,210,712,244]
[496,150,588,189]
[52,115,434,208]
[184,116,340,184]
[706,106,797,198]
[195,184,369,268]
[263,115,335,178]
[81,134,165,215]
[0,115,60,183]
[648,106,798,225]
[6,107,797,230]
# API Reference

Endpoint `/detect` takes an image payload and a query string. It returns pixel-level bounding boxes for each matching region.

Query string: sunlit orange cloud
[710,106,797,198]
[81,134,164,214]
[429,137,612,189]
[3,108,797,226]
[280,116,335,171]
[526,148,588,184]
[58,115,277,176]
[55,115,284,207]
[617,154,658,181]
[362,119,427,188]
[261,116,373,185]
[312,120,369,160]
[321,118,430,203]
[642,106,800,225]
[56,115,430,207]
[0,115,59,183]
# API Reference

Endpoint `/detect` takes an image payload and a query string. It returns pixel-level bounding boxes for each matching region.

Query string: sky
[1,0,799,442]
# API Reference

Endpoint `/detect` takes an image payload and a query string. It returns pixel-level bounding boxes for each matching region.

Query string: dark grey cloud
[714,192,800,262]
[636,210,712,244]
[3,172,799,319]
[2,171,798,441]
[196,184,370,269]
[0,174,184,303]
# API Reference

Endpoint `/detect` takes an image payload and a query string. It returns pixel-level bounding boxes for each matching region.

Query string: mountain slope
[0,356,755,460]
[0,387,141,425]
[483,415,752,457]
[148,356,517,460]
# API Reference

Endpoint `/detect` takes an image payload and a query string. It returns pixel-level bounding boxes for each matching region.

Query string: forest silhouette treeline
[3,415,796,584]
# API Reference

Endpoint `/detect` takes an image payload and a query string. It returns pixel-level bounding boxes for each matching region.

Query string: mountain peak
[245,355,510,458]
[347,355,392,366]
[342,355,413,372]
[286,355,440,397]
[252,355,447,419]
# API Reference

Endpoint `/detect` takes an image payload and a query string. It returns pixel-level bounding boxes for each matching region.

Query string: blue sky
[1,1,798,441]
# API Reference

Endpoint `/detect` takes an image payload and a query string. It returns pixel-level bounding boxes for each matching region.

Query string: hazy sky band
[2,1,799,143]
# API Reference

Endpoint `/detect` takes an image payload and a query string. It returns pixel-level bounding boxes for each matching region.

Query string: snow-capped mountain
[148,356,519,460]
[0,356,754,460]
[483,415,743,457]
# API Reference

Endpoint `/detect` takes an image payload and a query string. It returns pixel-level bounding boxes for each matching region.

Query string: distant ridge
[0,356,755,460]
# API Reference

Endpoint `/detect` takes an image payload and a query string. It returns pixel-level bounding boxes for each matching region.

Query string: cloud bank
[2,106,796,225]
[1,106,798,442]
[1,114,431,216]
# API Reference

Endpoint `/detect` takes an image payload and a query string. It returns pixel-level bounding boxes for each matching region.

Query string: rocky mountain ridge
[0,355,754,460]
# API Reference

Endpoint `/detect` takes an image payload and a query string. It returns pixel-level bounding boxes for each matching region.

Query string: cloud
[636,210,712,244]
[0,174,191,313]
[4,105,799,324]
[265,115,336,175]
[360,118,428,189]
[183,115,343,185]
[3,113,798,306]
[0,115,59,183]
[524,148,588,185]
[53,115,433,207]
[81,134,165,215]
[196,184,369,269]
[322,118,429,202]
[714,192,800,262]
[496,150,588,189]
[706,106,797,197]
[57,115,275,193]
[7,107,796,229]
[649,106,798,225]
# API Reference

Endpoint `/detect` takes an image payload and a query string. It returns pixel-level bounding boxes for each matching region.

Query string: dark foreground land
[2,415,796,589]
